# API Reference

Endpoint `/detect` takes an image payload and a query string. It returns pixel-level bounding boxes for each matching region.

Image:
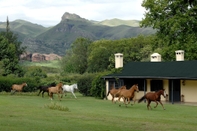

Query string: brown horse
[48,82,63,101]
[11,82,27,94]
[118,84,139,107]
[138,89,166,110]
[107,85,126,103]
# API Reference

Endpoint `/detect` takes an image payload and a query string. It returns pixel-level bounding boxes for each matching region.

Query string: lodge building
[103,50,197,103]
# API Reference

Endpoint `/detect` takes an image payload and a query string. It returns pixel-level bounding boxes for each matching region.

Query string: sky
[0,0,145,27]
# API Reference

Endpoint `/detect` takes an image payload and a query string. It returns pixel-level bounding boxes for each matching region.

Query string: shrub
[91,71,111,99]
[77,73,95,96]
[24,66,47,78]
[44,102,69,112]
[0,76,39,92]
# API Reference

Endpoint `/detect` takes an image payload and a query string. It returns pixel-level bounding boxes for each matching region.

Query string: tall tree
[61,37,92,74]
[0,17,26,76]
[140,0,197,61]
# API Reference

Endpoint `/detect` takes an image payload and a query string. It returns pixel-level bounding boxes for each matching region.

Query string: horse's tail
[106,90,110,96]
[105,91,111,100]
[138,95,146,103]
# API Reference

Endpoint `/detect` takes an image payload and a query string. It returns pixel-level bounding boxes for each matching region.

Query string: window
[109,79,124,89]
[124,78,146,91]
[150,80,163,91]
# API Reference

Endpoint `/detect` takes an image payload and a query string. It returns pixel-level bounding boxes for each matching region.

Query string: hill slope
[0,12,155,56]
[97,18,140,27]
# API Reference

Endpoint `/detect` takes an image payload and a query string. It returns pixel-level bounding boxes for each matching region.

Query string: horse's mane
[57,82,63,86]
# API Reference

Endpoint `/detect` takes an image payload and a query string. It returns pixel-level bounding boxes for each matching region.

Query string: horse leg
[133,97,136,105]
[154,101,158,108]
[147,100,152,110]
[49,92,53,100]
[118,96,122,107]
[58,93,61,101]
[130,97,134,106]
[12,90,16,95]
[158,101,165,110]
[37,90,42,96]
[111,96,114,103]
[51,93,53,100]
[126,98,130,107]
[11,90,14,95]
[61,92,64,98]
[72,92,77,98]
[42,91,44,98]
[122,97,126,106]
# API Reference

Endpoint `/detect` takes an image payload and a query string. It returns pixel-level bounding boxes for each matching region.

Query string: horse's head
[23,83,27,87]
[74,84,78,90]
[161,89,166,98]
[134,84,139,92]
[57,82,63,89]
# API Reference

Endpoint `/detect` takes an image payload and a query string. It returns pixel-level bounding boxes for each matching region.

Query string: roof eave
[103,75,197,80]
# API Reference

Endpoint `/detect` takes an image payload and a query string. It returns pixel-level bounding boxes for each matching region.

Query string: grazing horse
[118,84,139,107]
[138,89,166,110]
[107,85,126,103]
[62,83,78,98]
[11,82,27,94]
[37,83,56,97]
[48,82,63,101]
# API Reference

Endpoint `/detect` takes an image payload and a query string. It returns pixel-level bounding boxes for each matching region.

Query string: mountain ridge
[0,12,155,56]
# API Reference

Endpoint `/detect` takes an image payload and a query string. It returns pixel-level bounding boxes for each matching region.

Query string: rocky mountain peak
[61,12,86,21]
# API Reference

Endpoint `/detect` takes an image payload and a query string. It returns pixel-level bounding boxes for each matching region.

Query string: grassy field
[20,60,60,68]
[0,92,197,131]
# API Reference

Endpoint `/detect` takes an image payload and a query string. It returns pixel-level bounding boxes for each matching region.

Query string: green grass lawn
[0,92,197,131]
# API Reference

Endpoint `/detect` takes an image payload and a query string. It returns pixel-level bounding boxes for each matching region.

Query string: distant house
[103,50,197,103]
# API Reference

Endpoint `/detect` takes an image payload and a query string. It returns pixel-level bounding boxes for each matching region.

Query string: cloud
[0,0,145,27]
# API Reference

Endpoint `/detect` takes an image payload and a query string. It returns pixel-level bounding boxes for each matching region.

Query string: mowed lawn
[0,92,197,131]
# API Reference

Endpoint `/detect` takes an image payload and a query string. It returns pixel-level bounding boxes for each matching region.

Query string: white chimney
[175,50,184,61]
[114,53,123,68]
[150,53,161,62]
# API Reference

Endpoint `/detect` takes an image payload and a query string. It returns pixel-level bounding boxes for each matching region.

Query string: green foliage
[76,73,95,96]
[87,40,113,72]
[0,76,39,92]
[60,73,81,84]
[0,18,26,76]
[87,35,154,73]
[141,0,197,61]
[90,71,111,99]
[60,37,92,74]
[61,35,155,75]
[24,66,47,78]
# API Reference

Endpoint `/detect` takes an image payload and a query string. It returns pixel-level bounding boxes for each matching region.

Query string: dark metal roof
[103,60,197,80]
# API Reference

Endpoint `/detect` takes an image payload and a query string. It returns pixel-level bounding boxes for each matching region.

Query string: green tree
[0,17,26,76]
[87,40,113,72]
[140,0,197,61]
[87,35,154,72]
[61,37,92,74]
[60,49,76,73]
